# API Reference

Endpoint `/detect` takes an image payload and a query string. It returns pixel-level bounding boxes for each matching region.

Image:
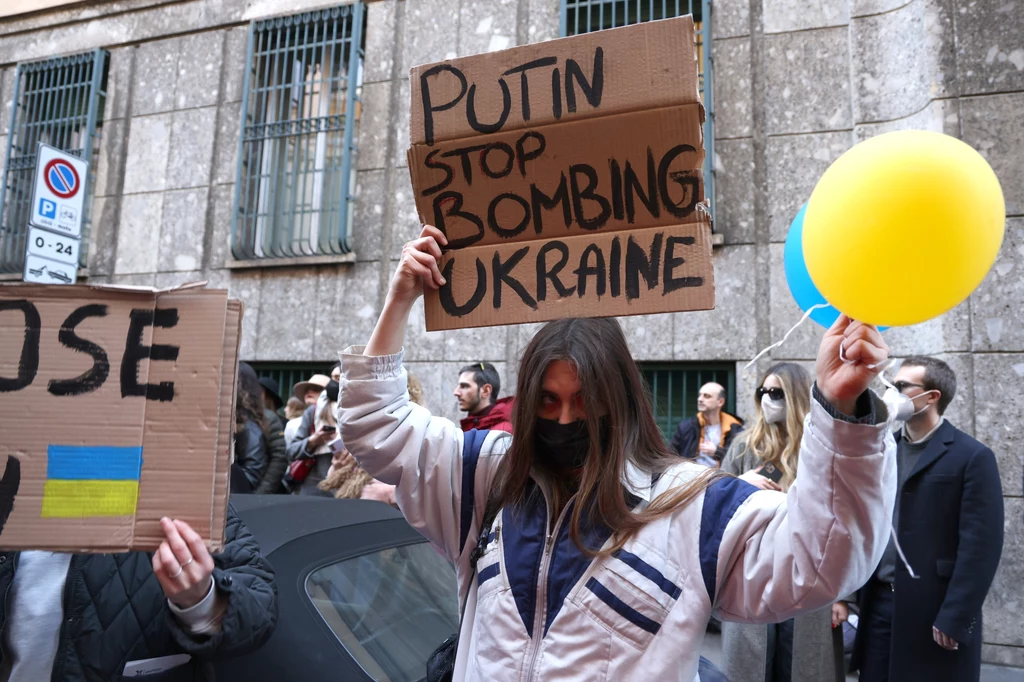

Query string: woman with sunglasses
[721,362,848,682]
[338,226,896,682]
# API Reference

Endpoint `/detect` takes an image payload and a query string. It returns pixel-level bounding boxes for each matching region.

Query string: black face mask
[535,418,608,471]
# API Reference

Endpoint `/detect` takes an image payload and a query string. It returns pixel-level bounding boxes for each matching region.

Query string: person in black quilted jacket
[0,504,277,682]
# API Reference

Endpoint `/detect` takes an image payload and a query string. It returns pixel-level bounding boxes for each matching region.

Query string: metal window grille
[641,362,736,442]
[250,362,335,403]
[0,49,108,274]
[232,4,366,261]
[560,0,714,219]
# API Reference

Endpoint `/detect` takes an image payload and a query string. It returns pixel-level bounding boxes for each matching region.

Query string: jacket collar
[902,419,956,481]
[624,460,653,502]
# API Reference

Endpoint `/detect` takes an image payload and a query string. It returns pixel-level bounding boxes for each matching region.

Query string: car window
[306,541,459,682]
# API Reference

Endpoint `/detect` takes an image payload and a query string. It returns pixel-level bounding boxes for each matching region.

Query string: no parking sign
[24,143,88,285]
[29,143,87,238]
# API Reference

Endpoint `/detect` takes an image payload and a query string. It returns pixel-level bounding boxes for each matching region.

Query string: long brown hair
[494,318,726,556]
[734,362,811,489]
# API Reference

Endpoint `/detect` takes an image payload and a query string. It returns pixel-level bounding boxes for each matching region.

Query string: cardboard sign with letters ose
[0,282,241,552]
[407,16,715,331]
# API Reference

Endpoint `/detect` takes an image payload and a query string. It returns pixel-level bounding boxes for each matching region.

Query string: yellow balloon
[803,130,1005,327]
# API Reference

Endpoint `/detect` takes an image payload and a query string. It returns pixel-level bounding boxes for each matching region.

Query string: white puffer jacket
[339,348,897,682]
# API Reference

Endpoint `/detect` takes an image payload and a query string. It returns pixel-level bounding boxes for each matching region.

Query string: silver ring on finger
[180,557,194,568]
[170,565,184,579]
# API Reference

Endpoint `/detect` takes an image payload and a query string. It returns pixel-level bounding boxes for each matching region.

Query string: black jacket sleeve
[670,418,698,458]
[933,445,1004,643]
[286,405,317,463]
[235,420,269,490]
[255,411,287,494]
[166,504,278,659]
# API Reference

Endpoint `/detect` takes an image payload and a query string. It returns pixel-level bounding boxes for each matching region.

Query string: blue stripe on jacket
[699,476,757,603]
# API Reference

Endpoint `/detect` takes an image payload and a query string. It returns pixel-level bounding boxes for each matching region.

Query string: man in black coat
[853,356,1003,682]
[0,504,277,681]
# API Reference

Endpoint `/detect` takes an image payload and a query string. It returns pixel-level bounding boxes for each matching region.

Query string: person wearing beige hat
[292,373,331,407]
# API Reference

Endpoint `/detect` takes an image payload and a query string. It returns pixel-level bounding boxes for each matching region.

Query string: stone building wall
[0,0,1020,664]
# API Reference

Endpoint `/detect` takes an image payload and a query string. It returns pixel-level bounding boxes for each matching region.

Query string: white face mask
[760,393,787,424]
[881,385,938,424]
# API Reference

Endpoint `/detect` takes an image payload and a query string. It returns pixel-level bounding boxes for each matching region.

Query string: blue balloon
[784,205,841,329]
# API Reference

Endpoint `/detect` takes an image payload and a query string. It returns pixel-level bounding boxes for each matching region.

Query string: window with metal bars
[0,49,108,275]
[560,0,714,218]
[640,362,736,442]
[249,362,336,405]
[232,5,366,262]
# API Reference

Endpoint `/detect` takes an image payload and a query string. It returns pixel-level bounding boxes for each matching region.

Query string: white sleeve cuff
[168,580,220,634]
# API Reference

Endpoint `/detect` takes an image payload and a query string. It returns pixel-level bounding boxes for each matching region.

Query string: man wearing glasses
[852,356,1004,682]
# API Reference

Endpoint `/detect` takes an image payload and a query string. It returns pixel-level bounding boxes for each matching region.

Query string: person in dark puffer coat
[0,504,277,682]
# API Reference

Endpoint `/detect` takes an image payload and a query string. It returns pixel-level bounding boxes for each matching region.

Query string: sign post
[23,142,88,285]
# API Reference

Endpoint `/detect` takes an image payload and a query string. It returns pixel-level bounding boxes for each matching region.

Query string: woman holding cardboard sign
[339,225,896,682]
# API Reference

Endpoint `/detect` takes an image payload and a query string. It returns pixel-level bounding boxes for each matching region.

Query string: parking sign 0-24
[27,226,78,265]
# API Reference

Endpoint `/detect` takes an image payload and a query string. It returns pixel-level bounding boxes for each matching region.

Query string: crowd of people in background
[228,336,1002,682]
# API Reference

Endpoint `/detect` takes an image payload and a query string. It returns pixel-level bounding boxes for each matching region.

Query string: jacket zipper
[50,555,79,682]
[0,554,19,668]
[522,487,575,682]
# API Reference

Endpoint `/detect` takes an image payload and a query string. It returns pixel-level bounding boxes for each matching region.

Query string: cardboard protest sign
[0,282,241,552]
[407,16,715,331]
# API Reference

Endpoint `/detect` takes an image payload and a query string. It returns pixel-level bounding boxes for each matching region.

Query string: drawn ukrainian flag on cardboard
[41,445,143,518]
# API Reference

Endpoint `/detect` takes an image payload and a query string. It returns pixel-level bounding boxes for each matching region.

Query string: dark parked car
[217,495,458,682]
[219,495,730,682]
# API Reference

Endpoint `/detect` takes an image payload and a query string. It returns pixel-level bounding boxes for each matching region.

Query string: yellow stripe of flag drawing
[41,445,143,518]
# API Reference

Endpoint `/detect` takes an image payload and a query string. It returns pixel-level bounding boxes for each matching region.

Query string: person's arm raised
[364,225,447,357]
[342,225,508,568]
[701,316,898,624]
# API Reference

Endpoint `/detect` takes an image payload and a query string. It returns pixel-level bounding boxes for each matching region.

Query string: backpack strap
[458,429,490,556]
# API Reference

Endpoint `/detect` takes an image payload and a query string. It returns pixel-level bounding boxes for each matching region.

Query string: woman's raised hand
[815,314,889,415]
[389,225,448,305]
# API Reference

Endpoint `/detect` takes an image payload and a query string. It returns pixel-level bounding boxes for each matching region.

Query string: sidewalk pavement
[701,631,1024,681]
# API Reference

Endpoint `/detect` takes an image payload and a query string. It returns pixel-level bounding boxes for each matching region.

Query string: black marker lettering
[0,300,40,393]
[467,79,512,135]
[609,159,624,221]
[516,132,546,177]
[121,308,180,402]
[422,149,455,196]
[574,244,606,297]
[536,240,576,301]
[658,144,700,219]
[664,235,703,293]
[564,47,604,113]
[569,164,611,230]
[0,455,21,538]
[481,142,516,179]
[625,148,660,223]
[530,174,572,235]
[551,67,562,119]
[433,192,485,249]
[504,57,558,121]
[488,193,531,239]
[420,64,468,145]
[625,233,663,301]
[493,247,537,310]
[442,143,488,186]
[48,304,110,397]
[609,236,622,298]
[439,257,487,317]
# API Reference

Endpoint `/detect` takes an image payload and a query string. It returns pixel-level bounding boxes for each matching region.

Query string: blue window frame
[0,49,108,274]
[232,4,365,261]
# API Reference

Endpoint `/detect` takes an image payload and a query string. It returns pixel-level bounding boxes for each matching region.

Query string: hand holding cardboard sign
[152,517,216,609]
[392,225,448,301]
[815,315,889,416]
[365,226,448,357]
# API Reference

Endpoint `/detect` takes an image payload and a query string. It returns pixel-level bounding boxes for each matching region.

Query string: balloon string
[743,304,830,370]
